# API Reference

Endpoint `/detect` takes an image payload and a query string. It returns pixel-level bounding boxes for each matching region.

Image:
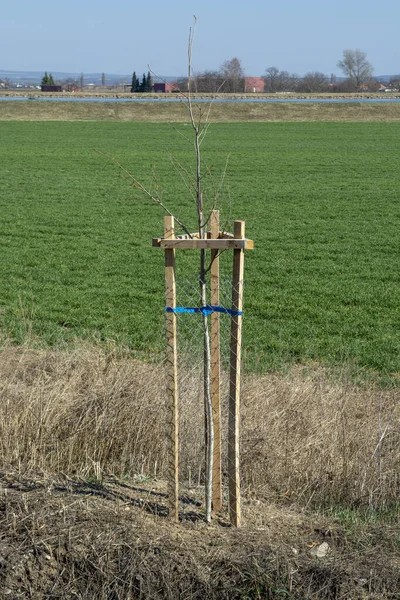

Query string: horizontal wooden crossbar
[154,239,254,250]
[152,231,254,250]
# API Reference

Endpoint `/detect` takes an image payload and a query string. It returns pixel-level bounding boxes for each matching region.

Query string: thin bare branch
[168,124,193,146]
[146,64,191,104]
[166,149,196,204]
[187,19,199,137]
[204,155,230,224]
[204,248,229,274]
[94,149,193,238]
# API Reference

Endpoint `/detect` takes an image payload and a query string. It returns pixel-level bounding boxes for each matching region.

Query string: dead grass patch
[0,344,399,511]
[0,344,399,597]
[1,99,400,122]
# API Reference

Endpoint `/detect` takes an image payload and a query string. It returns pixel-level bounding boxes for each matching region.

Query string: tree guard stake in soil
[153,211,254,526]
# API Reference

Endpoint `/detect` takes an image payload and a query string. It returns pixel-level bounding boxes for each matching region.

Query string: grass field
[1,117,400,597]
[0,120,399,381]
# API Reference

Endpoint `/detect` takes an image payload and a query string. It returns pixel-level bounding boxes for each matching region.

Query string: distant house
[154,82,175,93]
[377,83,393,92]
[244,77,264,93]
[41,85,62,92]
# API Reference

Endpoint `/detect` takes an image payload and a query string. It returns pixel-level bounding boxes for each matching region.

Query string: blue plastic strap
[165,305,243,317]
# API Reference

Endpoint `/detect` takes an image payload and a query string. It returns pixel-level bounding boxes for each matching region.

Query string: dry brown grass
[1,99,400,122]
[1,344,398,512]
[1,343,400,598]
[0,344,167,479]
[242,370,400,510]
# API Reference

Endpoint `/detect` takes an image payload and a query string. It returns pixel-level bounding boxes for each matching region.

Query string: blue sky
[1,0,399,76]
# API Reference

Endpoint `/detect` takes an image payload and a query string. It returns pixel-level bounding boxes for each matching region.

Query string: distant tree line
[27,50,400,94]
[264,50,378,93]
[177,57,247,93]
[173,49,398,94]
[130,71,153,92]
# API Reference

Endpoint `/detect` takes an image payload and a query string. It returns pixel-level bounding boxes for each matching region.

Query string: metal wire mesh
[169,258,244,521]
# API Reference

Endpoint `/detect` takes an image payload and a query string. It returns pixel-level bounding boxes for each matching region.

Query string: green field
[0,121,399,381]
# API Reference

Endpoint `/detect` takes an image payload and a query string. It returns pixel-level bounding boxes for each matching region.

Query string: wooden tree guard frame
[153,212,254,527]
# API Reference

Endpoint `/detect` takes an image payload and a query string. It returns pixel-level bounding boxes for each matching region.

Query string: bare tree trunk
[188,18,214,524]
[200,249,213,523]
[100,17,215,523]
[196,140,213,523]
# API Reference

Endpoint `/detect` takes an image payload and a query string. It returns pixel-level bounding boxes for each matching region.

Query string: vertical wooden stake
[228,220,245,527]
[210,210,222,511]
[164,215,179,522]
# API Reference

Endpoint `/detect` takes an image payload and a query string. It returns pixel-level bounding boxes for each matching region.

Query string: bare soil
[1,472,400,599]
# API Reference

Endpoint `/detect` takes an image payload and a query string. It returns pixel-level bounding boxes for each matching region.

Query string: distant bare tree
[337,49,373,89]
[264,67,278,92]
[178,60,245,93]
[264,67,280,92]
[296,71,329,93]
[193,70,224,93]
[333,77,379,93]
[365,78,380,92]
[331,78,357,93]
[61,77,80,92]
[175,76,188,92]
[220,57,245,92]
[389,76,400,90]
[264,67,298,92]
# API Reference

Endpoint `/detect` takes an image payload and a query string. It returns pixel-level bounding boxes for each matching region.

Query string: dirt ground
[1,472,399,599]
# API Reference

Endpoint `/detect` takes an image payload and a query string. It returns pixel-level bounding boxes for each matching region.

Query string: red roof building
[244,77,264,93]
[154,82,175,93]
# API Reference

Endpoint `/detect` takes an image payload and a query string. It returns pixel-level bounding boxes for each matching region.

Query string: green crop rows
[0,121,399,381]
